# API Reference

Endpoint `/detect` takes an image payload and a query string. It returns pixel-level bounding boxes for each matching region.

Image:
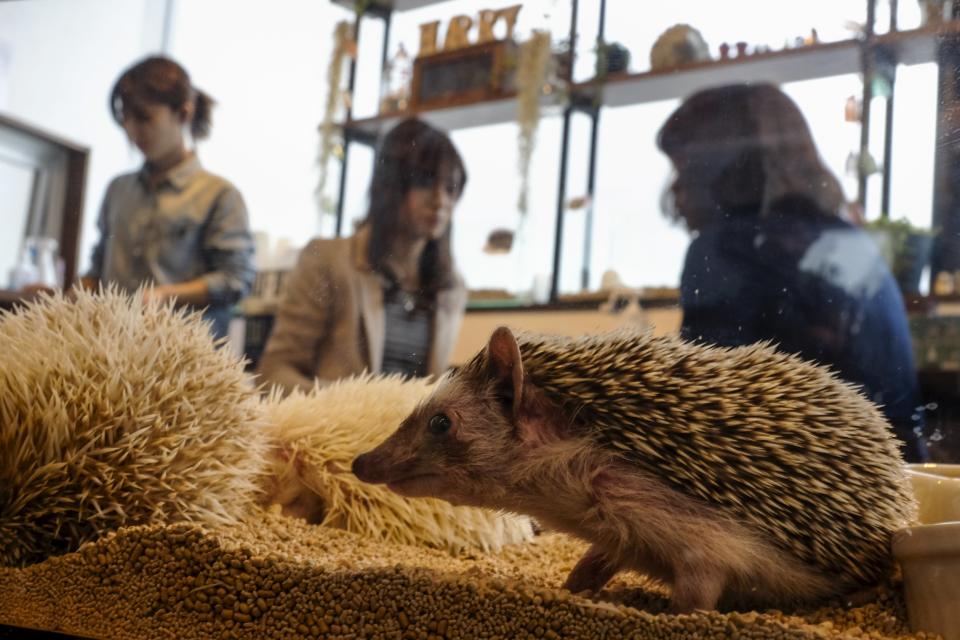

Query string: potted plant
[866,216,934,295]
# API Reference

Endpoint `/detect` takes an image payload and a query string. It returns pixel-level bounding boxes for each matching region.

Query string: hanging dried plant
[515,30,552,216]
[316,20,354,218]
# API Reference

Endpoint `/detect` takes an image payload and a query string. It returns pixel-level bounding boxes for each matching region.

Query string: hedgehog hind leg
[562,544,622,594]
[669,565,727,613]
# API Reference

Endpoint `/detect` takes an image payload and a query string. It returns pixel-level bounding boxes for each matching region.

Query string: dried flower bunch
[316,20,353,216]
[260,374,534,552]
[516,30,552,216]
[0,288,268,567]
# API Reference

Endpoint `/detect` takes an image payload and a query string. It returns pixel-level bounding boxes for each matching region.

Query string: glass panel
[556,110,592,295]
[353,14,387,120]
[340,142,375,235]
[449,116,562,299]
[890,62,937,231]
[590,99,687,291]
[0,156,34,285]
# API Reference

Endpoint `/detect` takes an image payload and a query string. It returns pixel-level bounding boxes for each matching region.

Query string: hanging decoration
[515,30,552,216]
[316,20,354,217]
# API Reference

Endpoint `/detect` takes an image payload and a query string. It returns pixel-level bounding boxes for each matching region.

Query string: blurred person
[82,55,255,339]
[657,83,928,462]
[257,118,468,395]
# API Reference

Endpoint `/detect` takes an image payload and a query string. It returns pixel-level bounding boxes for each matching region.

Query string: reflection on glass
[658,83,928,462]
[0,157,33,287]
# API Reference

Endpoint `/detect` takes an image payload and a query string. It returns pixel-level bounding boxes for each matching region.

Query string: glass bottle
[8,238,39,291]
[380,43,412,113]
[35,237,60,289]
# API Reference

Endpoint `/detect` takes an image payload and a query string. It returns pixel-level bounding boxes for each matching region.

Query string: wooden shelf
[343,91,563,138]
[875,22,960,65]
[338,23,960,137]
[578,39,862,107]
[579,23,960,108]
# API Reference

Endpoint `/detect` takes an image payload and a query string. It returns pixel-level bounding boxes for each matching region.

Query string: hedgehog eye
[428,413,452,436]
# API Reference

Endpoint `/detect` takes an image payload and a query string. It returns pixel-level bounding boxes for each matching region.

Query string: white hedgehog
[355,327,917,612]
[0,288,268,567]
[259,374,534,553]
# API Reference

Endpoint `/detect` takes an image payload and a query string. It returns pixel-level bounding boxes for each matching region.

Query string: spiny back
[462,330,915,587]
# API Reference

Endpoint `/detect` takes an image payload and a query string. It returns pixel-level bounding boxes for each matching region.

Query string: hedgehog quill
[353,327,916,613]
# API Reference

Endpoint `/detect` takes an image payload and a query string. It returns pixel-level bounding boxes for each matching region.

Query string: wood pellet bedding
[0,509,939,640]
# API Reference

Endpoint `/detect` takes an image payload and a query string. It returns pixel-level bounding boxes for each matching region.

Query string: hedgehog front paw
[562,544,620,595]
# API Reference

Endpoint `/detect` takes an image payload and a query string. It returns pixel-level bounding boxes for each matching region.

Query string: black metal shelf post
[548,0,578,302]
[858,0,878,210]
[334,3,393,237]
[578,0,605,293]
[880,0,899,217]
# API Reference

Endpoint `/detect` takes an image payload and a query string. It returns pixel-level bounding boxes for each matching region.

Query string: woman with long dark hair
[658,83,928,462]
[258,118,468,394]
[82,55,255,339]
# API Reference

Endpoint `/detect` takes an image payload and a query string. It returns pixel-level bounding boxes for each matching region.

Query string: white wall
[167,0,351,266]
[0,0,168,274]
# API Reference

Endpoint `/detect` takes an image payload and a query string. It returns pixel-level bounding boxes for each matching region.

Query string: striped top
[381,285,431,378]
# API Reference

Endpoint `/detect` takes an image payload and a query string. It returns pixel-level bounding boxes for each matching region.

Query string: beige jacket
[256,227,467,395]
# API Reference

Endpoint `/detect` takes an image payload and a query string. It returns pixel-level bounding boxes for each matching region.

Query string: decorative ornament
[419,21,440,57]
[857,150,881,177]
[483,228,515,254]
[845,96,862,123]
[516,30,552,216]
[380,44,412,114]
[443,15,474,51]
[919,0,948,26]
[316,20,353,218]
[650,24,711,72]
[595,40,631,78]
[418,5,522,57]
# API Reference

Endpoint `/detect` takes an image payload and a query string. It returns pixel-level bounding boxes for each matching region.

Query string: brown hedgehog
[354,327,916,613]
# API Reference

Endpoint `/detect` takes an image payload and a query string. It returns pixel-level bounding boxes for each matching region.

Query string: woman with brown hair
[83,55,255,340]
[658,83,928,462]
[257,118,468,394]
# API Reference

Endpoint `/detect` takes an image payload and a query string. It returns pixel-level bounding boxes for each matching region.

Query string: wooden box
[411,40,517,110]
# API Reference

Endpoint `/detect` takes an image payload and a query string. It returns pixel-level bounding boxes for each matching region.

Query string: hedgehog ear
[485,326,524,414]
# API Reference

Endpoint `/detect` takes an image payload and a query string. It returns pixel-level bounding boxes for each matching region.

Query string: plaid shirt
[86,155,254,338]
